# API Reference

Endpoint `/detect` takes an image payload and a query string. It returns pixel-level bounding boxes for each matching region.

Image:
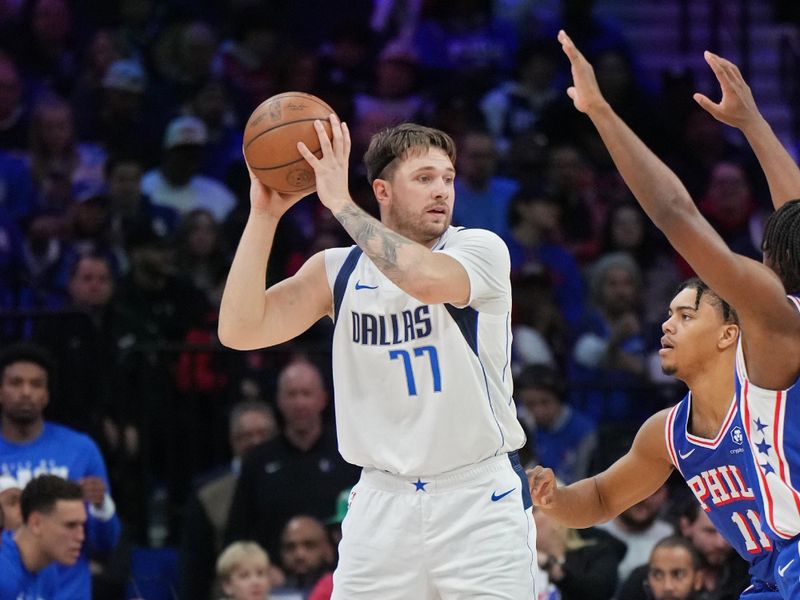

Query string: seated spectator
[175,208,231,308]
[596,485,673,583]
[569,252,651,423]
[0,475,86,600]
[516,364,596,483]
[0,475,22,531]
[0,53,32,155]
[511,270,562,371]
[532,502,626,599]
[271,515,334,600]
[452,129,519,240]
[179,401,278,600]
[618,535,704,600]
[140,115,237,222]
[216,541,273,600]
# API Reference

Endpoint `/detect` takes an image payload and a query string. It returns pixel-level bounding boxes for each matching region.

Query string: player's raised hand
[297,114,352,212]
[244,159,308,218]
[557,30,608,115]
[527,465,558,507]
[694,51,761,130]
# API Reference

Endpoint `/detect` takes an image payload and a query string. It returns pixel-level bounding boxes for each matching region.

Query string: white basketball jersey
[324,226,526,476]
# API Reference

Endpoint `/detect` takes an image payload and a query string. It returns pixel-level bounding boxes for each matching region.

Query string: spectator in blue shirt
[0,342,121,600]
[516,364,597,484]
[0,475,86,600]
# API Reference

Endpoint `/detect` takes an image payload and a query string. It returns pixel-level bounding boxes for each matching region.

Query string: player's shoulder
[43,421,101,450]
[438,226,509,257]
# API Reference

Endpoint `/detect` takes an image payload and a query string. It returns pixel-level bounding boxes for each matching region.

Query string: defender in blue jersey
[552,30,800,597]
[530,280,779,597]
[0,344,121,600]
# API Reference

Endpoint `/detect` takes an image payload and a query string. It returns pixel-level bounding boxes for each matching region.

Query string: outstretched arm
[557,30,800,389]
[529,410,674,528]
[298,115,471,307]
[694,51,800,208]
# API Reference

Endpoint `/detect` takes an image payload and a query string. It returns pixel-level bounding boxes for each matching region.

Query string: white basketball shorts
[331,452,537,599]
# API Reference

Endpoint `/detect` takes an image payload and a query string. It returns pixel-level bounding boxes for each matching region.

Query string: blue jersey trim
[333,247,363,323]
[509,452,533,510]
[444,304,479,356]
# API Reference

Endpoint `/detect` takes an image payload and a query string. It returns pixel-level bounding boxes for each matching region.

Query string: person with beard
[219,120,537,598]
[271,516,334,599]
[529,280,779,599]
[0,343,120,600]
[644,536,705,600]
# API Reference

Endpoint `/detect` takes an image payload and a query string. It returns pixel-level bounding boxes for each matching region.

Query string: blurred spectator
[33,253,129,440]
[505,185,585,326]
[69,29,122,129]
[532,502,626,599]
[179,400,278,600]
[452,129,519,239]
[13,0,78,97]
[516,364,596,483]
[225,360,361,563]
[0,474,22,531]
[351,39,428,157]
[599,201,681,324]
[0,150,37,221]
[596,485,673,583]
[215,541,273,600]
[141,115,238,222]
[569,252,650,423]
[316,22,374,98]
[104,154,179,270]
[26,96,107,210]
[185,78,244,182]
[18,210,71,309]
[480,39,560,156]
[0,342,121,600]
[271,515,334,600]
[618,535,705,600]
[697,161,763,262]
[175,208,231,308]
[0,475,86,600]
[543,144,604,263]
[75,58,156,162]
[0,53,31,154]
[510,270,562,371]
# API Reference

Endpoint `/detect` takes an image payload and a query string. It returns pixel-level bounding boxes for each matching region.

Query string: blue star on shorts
[413,478,428,491]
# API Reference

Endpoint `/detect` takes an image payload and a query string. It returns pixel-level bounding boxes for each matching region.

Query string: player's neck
[686,364,735,432]
[14,528,50,573]
[1,417,44,443]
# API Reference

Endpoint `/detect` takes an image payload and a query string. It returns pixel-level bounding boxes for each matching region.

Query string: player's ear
[372,178,391,205]
[718,323,739,350]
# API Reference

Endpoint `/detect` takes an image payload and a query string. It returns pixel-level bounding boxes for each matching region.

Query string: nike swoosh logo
[264,461,282,474]
[678,449,695,459]
[778,558,794,577]
[355,280,379,290]
[491,488,515,502]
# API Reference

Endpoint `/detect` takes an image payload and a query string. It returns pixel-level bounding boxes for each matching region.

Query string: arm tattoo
[334,204,415,281]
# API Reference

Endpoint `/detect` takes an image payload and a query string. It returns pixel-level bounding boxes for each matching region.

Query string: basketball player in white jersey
[555,30,800,597]
[218,119,536,598]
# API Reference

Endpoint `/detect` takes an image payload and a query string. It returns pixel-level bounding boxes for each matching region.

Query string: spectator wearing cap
[74,58,158,162]
[516,364,597,484]
[140,115,238,222]
[0,474,22,531]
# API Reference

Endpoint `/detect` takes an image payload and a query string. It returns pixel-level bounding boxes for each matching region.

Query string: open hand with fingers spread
[693,51,762,130]
[527,465,558,507]
[297,114,352,212]
[557,30,609,116]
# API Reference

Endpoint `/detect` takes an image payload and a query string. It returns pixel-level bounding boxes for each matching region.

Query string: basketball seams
[244,117,333,150]
[249,147,323,171]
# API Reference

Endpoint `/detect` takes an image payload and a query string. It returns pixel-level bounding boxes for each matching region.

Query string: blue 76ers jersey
[735,296,800,542]
[665,393,777,586]
[324,226,526,476]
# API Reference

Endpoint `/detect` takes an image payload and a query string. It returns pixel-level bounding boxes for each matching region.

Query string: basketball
[243,91,336,193]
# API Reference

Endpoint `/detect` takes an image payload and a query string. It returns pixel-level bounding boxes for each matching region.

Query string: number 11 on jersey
[389,345,442,396]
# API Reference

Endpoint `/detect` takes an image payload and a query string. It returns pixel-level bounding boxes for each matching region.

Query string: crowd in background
[0,0,795,598]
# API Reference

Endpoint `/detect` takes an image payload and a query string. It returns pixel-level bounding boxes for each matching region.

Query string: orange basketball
[243,92,336,193]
